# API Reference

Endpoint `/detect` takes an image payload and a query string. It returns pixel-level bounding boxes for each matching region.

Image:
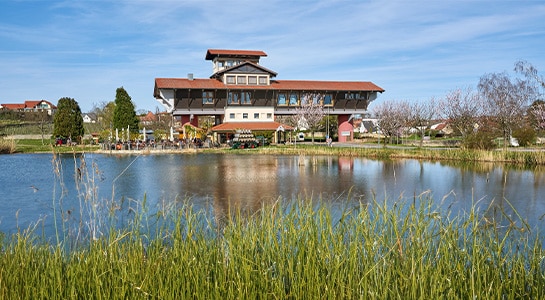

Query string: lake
[1,152,544,239]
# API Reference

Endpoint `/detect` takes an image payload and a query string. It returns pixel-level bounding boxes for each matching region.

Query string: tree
[440,87,484,138]
[373,100,410,144]
[112,87,139,133]
[53,97,84,142]
[514,60,545,92]
[478,72,537,148]
[407,98,437,147]
[528,100,545,131]
[292,93,326,143]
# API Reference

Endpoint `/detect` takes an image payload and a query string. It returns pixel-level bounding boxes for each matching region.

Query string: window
[218,61,224,68]
[228,92,240,104]
[267,113,272,119]
[312,94,321,105]
[230,113,235,119]
[243,113,248,119]
[277,93,287,105]
[202,91,214,104]
[289,93,298,105]
[237,76,246,84]
[259,76,268,85]
[226,76,235,84]
[228,91,251,105]
[254,113,260,119]
[345,93,362,99]
[241,91,251,104]
[323,94,333,106]
[248,76,257,85]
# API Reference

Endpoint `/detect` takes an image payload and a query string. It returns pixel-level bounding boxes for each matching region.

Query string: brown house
[153,49,384,143]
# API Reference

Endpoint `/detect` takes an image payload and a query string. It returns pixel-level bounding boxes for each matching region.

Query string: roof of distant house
[1,103,25,109]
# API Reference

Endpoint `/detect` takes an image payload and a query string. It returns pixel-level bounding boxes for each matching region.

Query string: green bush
[462,131,497,150]
[512,126,536,147]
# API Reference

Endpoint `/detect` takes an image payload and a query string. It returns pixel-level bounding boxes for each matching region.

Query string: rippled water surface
[1,153,544,237]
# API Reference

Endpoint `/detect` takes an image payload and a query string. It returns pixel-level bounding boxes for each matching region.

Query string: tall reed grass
[0,137,16,154]
[228,145,545,166]
[1,193,544,297]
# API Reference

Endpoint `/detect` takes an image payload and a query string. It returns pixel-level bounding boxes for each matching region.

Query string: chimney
[188,73,194,80]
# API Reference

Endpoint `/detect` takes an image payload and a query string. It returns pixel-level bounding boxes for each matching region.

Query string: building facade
[0,100,57,115]
[153,49,384,142]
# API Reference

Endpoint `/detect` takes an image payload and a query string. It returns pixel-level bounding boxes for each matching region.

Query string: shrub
[512,126,536,147]
[462,131,497,150]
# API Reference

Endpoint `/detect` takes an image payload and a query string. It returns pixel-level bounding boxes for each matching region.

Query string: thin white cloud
[0,0,544,112]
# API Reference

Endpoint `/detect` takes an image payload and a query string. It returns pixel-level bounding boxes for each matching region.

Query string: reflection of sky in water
[1,153,544,237]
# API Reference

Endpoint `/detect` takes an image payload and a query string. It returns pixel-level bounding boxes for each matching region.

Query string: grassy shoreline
[6,138,545,166]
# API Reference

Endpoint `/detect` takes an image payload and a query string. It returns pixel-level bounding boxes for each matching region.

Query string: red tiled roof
[206,49,267,60]
[210,121,294,132]
[25,100,41,108]
[25,100,57,109]
[155,78,384,93]
[1,103,25,109]
[139,111,156,122]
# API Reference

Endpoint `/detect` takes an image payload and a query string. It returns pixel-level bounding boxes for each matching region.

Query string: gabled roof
[211,61,278,78]
[25,100,57,109]
[83,112,97,119]
[205,49,267,60]
[210,121,294,132]
[25,100,41,107]
[139,111,156,122]
[154,78,384,93]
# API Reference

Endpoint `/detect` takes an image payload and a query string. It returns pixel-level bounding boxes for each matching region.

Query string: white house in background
[82,113,97,123]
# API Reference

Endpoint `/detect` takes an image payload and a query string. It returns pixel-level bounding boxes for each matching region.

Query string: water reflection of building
[153,49,384,143]
[211,156,280,222]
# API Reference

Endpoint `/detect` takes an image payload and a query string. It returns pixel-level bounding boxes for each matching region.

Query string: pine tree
[53,97,84,142]
[112,87,139,133]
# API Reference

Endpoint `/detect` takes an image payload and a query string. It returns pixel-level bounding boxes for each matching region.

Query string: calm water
[1,153,545,238]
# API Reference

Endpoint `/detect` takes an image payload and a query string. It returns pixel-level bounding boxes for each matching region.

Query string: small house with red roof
[153,49,384,143]
[1,100,57,115]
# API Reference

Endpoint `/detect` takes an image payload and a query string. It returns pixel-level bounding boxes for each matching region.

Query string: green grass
[12,139,100,153]
[1,197,544,299]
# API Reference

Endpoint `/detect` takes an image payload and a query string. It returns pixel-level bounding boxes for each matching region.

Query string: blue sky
[1,0,544,113]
